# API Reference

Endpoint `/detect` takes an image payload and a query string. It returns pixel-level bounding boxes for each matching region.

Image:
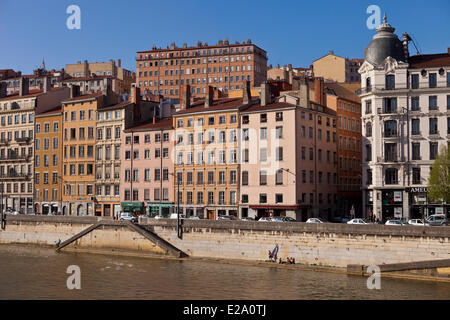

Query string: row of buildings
[1,18,449,221]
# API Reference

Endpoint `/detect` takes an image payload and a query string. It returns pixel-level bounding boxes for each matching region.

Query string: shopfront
[381,190,403,221]
[147,202,174,217]
[407,187,450,219]
[121,202,145,216]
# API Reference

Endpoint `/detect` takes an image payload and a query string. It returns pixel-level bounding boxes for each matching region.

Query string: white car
[347,219,369,225]
[258,217,272,222]
[119,212,138,223]
[169,213,185,219]
[306,218,327,223]
[408,219,424,226]
[385,219,404,226]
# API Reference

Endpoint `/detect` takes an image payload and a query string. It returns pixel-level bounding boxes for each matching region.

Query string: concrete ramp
[348,259,450,275]
[55,220,187,258]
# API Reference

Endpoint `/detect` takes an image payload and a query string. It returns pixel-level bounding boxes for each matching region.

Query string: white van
[169,213,185,219]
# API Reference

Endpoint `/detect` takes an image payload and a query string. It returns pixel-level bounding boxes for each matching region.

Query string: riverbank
[1,215,450,284]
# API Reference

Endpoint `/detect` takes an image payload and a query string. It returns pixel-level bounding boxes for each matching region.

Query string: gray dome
[364,14,405,66]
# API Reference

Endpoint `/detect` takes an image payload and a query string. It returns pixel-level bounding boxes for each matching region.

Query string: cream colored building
[313,51,362,83]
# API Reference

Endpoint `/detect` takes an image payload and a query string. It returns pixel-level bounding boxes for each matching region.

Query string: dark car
[425,214,449,226]
[283,217,297,222]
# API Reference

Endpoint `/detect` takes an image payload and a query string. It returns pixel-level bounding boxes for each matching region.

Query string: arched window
[366,77,371,88]
[366,122,372,137]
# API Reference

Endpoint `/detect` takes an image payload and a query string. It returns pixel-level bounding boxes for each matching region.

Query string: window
[411,97,419,111]
[384,143,397,162]
[385,75,395,89]
[242,171,248,186]
[384,120,397,137]
[276,126,283,139]
[429,73,437,88]
[276,147,283,161]
[412,168,421,184]
[259,194,267,204]
[259,170,267,185]
[383,98,397,113]
[276,169,283,185]
[385,168,398,184]
[429,96,437,111]
[430,142,438,160]
[411,74,419,89]
[412,142,421,160]
[276,112,283,121]
[411,119,420,135]
[366,122,372,137]
[429,118,438,135]
[260,148,267,162]
[260,113,267,123]
[260,127,267,140]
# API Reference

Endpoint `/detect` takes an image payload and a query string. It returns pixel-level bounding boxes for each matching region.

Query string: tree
[427,145,450,203]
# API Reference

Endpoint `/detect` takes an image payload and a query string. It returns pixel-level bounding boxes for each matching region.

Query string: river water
[0,245,449,300]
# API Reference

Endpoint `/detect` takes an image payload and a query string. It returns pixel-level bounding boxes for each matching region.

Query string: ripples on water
[0,245,449,300]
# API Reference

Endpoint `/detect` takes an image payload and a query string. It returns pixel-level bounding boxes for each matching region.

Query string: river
[0,245,449,300]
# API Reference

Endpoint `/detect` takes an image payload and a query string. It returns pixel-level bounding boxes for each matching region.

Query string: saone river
[0,245,449,300]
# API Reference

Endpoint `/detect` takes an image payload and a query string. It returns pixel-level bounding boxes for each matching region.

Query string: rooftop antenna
[409,34,421,55]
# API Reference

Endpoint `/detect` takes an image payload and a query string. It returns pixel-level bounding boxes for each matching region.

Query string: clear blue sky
[0,0,449,74]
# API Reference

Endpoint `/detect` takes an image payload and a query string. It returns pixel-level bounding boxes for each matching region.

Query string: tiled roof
[408,53,450,68]
[98,100,132,111]
[62,92,103,103]
[240,101,296,113]
[125,117,173,132]
[174,97,244,116]
[0,89,43,101]
[324,82,361,104]
[62,75,114,82]
[35,105,62,116]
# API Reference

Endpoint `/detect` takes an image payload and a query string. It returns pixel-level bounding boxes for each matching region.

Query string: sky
[0,0,449,74]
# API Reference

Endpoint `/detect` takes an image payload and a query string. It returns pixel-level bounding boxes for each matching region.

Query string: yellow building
[312,51,362,83]
[173,86,242,219]
[34,106,63,214]
[61,91,105,216]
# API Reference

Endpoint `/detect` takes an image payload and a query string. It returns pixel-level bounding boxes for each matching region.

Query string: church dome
[364,14,405,66]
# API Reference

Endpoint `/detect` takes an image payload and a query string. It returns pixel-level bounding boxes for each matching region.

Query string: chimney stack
[299,78,310,108]
[314,77,324,105]
[0,82,7,98]
[205,86,214,108]
[131,84,141,105]
[118,59,121,68]
[70,84,80,98]
[43,76,51,93]
[242,81,251,105]
[260,82,271,106]
[83,60,89,77]
[19,77,29,96]
[180,85,190,110]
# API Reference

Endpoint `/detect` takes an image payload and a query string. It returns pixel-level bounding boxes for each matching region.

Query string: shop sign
[368,191,373,202]
[406,187,428,193]
[394,191,402,203]
[394,207,402,218]
[416,194,427,203]
[436,207,444,215]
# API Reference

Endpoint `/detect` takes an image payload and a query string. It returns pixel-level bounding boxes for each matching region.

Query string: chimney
[448,47,450,54]
[205,86,214,108]
[19,77,29,96]
[288,71,294,85]
[153,107,157,124]
[118,59,121,68]
[43,76,51,93]
[0,82,7,98]
[224,38,229,45]
[242,81,251,105]
[70,84,80,98]
[299,78,310,108]
[314,77,324,105]
[180,85,190,110]
[131,84,141,105]
[260,82,271,106]
[83,60,89,77]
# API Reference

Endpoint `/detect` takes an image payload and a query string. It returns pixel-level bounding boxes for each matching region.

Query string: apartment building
[136,39,267,98]
[121,117,175,216]
[96,87,158,217]
[359,15,450,221]
[34,106,63,214]
[313,51,362,83]
[0,78,69,213]
[324,81,362,218]
[172,85,244,219]
[65,59,134,94]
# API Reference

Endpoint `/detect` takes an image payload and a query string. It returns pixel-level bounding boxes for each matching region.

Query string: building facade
[359,15,450,221]
[34,107,63,214]
[136,39,267,98]
[313,51,362,83]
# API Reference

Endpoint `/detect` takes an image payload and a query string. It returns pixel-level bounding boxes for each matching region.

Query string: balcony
[0,139,9,146]
[355,86,372,95]
[0,173,29,180]
[0,154,30,162]
[16,137,31,144]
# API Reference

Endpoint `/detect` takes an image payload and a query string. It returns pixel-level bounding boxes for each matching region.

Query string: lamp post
[169,172,182,239]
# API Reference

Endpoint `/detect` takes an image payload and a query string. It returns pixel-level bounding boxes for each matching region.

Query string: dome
[364,14,405,66]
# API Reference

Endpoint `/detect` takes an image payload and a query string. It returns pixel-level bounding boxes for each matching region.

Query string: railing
[355,86,372,95]
[16,137,31,144]
[0,173,29,179]
[0,155,30,161]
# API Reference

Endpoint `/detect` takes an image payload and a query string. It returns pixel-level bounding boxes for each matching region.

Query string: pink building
[240,80,338,221]
[120,117,175,216]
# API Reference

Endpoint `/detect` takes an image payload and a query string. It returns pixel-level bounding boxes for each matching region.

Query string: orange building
[34,106,63,214]
[136,39,267,98]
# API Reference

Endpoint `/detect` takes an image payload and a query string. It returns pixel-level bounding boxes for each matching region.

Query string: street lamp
[169,172,182,239]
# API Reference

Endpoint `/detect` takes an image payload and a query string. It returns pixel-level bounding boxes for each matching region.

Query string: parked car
[188,215,200,220]
[385,219,404,226]
[5,211,20,215]
[425,214,449,226]
[399,217,409,225]
[258,217,272,222]
[241,217,255,221]
[271,216,286,222]
[306,218,327,223]
[408,219,424,226]
[283,217,297,222]
[119,212,138,223]
[347,218,369,225]
[217,215,237,221]
[169,213,186,219]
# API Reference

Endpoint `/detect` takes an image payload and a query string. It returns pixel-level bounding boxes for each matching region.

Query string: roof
[125,117,173,132]
[174,97,244,116]
[35,105,62,116]
[62,75,114,82]
[62,92,103,103]
[98,100,133,111]
[137,42,266,54]
[0,89,43,101]
[325,82,361,104]
[408,53,450,68]
[240,101,296,113]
